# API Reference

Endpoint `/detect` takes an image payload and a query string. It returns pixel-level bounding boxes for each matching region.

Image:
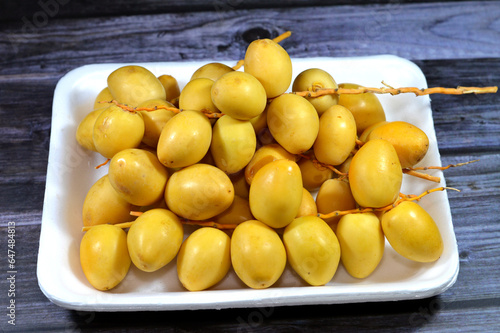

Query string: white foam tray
[38,55,459,311]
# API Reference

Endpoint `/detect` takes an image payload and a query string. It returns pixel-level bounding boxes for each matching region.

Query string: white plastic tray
[38,55,459,311]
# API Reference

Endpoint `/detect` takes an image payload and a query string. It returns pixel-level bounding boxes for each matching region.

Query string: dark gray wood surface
[0,1,499,331]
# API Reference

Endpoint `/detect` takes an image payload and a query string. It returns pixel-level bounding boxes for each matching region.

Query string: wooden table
[1,1,499,331]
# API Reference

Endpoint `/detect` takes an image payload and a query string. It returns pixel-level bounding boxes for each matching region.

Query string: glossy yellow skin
[359,121,389,142]
[244,38,292,98]
[336,213,385,278]
[190,62,234,81]
[245,143,297,185]
[92,105,145,159]
[165,163,234,220]
[210,115,257,174]
[137,98,176,148]
[297,155,334,191]
[157,110,212,168]
[249,106,268,136]
[230,171,250,199]
[292,68,339,116]
[157,75,180,103]
[211,71,267,120]
[214,195,254,225]
[366,121,429,168]
[80,224,130,290]
[127,208,183,272]
[338,83,386,135]
[381,201,443,263]
[93,87,114,110]
[177,227,231,291]
[108,148,168,206]
[316,178,357,229]
[82,175,134,227]
[267,94,319,154]
[249,159,303,229]
[107,65,166,106]
[349,139,402,208]
[231,220,286,289]
[296,188,318,218]
[179,78,220,115]
[283,216,341,286]
[314,105,357,166]
[76,108,103,152]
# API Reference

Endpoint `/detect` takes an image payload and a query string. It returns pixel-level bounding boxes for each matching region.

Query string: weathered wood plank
[1,1,499,78]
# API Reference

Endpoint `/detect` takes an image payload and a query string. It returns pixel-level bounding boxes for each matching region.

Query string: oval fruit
[80,224,130,291]
[107,65,166,106]
[82,175,135,227]
[336,213,385,278]
[177,227,231,291]
[313,105,357,166]
[244,38,292,98]
[366,121,429,168]
[165,163,234,220]
[211,71,267,120]
[292,68,338,116]
[381,201,443,262]
[267,94,319,154]
[249,159,303,229]
[231,220,286,289]
[283,216,341,286]
[157,110,212,168]
[338,83,386,134]
[349,139,402,208]
[210,115,257,174]
[127,208,183,272]
[108,148,168,206]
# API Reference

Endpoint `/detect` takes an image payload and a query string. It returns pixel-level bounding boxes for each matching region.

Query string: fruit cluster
[76,36,446,292]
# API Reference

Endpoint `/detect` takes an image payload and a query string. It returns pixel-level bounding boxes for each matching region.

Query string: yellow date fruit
[177,227,231,291]
[210,115,257,174]
[214,195,254,225]
[297,155,334,191]
[249,159,303,229]
[127,208,183,272]
[108,148,168,206]
[283,216,341,286]
[190,62,234,81]
[82,175,135,227]
[296,188,318,218]
[338,83,386,135]
[366,121,429,168]
[76,108,103,152]
[292,68,339,116]
[179,78,219,115]
[107,65,166,106]
[165,163,234,220]
[157,110,212,168]
[316,178,357,228]
[349,139,402,208]
[245,143,298,185]
[336,213,385,278]
[92,105,145,159]
[80,224,130,291]
[313,105,357,166]
[93,87,114,110]
[244,38,292,98]
[158,74,180,103]
[381,201,443,263]
[231,220,286,289]
[137,98,176,148]
[267,94,319,154]
[211,71,267,120]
